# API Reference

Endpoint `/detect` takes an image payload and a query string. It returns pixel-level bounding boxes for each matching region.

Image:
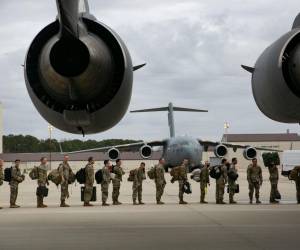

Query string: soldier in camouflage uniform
[0,159,4,209]
[228,158,238,204]
[101,160,112,206]
[293,166,300,204]
[268,164,280,204]
[132,162,146,205]
[154,158,166,205]
[58,155,73,207]
[247,158,263,204]
[216,158,228,204]
[177,159,189,205]
[84,157,95,207]
[112,159,125,205]
[10,159,25,208]
[36,157,49,208]
[200,161,210,204]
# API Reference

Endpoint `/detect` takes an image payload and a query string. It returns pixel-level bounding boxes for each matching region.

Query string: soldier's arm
[206,169,210,184]
[247,166,251,182]
[259,167,263,184]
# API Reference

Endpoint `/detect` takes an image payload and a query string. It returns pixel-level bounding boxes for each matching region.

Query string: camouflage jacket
[177,164,188,181]
[154,164,166,183]
[10,165,24,184]
[216,165,228,185]
[113,165,125,181]
[247,164,263,184]
[85,163,94,186]
[200,166,210,184]
[268,165,279,183]
[133,167,146,185]
[0,166,3,185]
[58,162,71,182]
[37,164,48,186]
[102,166,111,184]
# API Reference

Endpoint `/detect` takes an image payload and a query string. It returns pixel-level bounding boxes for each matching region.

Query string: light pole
[48,125,53,170]
[223,122,229,143]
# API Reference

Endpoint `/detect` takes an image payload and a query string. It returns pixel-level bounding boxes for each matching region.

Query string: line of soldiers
[1,156,300,209]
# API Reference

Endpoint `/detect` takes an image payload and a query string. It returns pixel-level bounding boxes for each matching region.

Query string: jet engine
[24,0,143,135]
[242,13,300,123]
[139,145,153,159]
[214,144,228,158]
[243,147,257,160]
[107,148,120,161]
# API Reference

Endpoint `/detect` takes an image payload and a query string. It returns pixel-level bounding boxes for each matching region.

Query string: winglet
[241,65,255,74]
[133,63,146,71]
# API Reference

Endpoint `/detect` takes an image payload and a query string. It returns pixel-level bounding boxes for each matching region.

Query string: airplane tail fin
[131,103,208,138]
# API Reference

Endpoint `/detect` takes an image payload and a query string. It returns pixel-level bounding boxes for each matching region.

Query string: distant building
[0,102,2,153]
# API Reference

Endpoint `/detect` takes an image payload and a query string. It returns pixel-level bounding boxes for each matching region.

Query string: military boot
[133,200,138,205]
[230,199,237,204]
[139,201,145,205]
[200,200,208,204]
[219,200,226,204]
[60,200,70,207]
[179,200,188,205]
[256,199,262,204]
[270,200,279,204]
[157,201,165,205]
[84,202,93,207]
[102,203,110,206]
[10,204,20,208]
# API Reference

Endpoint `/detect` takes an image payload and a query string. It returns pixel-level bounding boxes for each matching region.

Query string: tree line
[3,134,140,153]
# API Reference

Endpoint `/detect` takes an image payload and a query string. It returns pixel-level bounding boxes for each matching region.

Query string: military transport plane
[66,103,278,171]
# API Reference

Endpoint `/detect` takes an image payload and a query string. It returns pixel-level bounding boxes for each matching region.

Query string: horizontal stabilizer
[133,63,146,71]
[131,107,169,113]
[241,65,255,73]
[173,107,208,112]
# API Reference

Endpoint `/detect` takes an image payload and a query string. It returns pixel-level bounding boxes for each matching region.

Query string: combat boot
[157,201,165,205]
[270,200,279,204]
[10,204,20,208]
[60,201,70,207]
[200,201,208,204]
[139,201,145,205]
[219,200,226,204]
[84,202,93,207]
[256,199,262,204]
[102,203,110,206]
[42,204,48,208]
[116,201,122,205]
[230,199,237,204]
[133,201,138,205]
[179,200,188,205]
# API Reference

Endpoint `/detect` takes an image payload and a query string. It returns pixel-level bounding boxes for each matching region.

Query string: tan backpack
[48,169,62,186]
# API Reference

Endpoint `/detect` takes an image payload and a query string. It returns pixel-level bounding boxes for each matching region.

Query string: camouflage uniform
[247,164,263,203]
[228,164,238,204]
[293,166,300,204]
[200,165,210,203]
[58,162,72,204]
[268,165,279,203]
[112,165,125,204]
[177,164,188,203]
[154,164,166,203]
[132,167,146,204]
[101,166,111,204]
[0,166,3,208]
[216,165,227,204]
[36,164,48,207]
[10,165,24,206]
[84,163,94,204]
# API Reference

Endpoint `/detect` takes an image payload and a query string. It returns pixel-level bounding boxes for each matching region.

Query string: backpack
[209,166,222,179]
[147,167,156,180]
[289,168,300,181]
[29,166,38,180]
[127,169,135,182]
[228,169,239,181]
[95,169,103,184]
[68,170,76,184]
[170,166,182,181]
[191,169,201,182]
[48,169,62,186]
[4,167,12,182]
[76,168,86,184]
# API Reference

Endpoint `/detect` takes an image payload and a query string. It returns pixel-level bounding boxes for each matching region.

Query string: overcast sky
[0,0,300,142]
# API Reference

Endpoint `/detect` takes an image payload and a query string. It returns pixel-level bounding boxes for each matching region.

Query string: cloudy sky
[0,0,300,142]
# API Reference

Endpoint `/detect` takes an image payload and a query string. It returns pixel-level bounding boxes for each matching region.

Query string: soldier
[0,159,4,209]
[247,158,263,204]
[268,163,279,204]
[228,158,239,204]
[36,157,49,208]
[177,159,189,205]
[102,160,112,206]
[215,158,228,204]
[84,157,95,207]
[10,159,25,208]
[293,166,300,204]
[132,162,146,205]
[58,155,72,207]
[154,158,166,205]
[112,159,125,205]
[200,161,210,204]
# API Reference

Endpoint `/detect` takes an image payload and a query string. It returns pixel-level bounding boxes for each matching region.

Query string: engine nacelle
[243,147,257,160]
[248,14,300,123]
[107,148,120,161]
[24,1,134,135]
[139,145,153,159]
[214,144,228,158]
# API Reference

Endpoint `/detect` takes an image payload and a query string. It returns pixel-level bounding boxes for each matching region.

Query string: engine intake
[214,144,228,158]
[243,147,257,160]
[139,145,153,159]
[107,148,120,161]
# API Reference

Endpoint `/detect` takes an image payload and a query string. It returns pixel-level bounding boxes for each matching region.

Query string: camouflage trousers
[37,184,46,205]
[10,182,19,205]
[228,180,237,202]
[61,182,69,201]
[101,182,110,203]
[216,182,225,203]
[200,182,207,202]
[112,180,121,202]
[84,184,93,203]
[132,182,143,202]
[270,181,278,202]
[249,182,260,201]
[178,180,185,202]
[155,181,166,202]
[296,180,300,203]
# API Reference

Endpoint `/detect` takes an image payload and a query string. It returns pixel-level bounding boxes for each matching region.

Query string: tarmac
[0,170,299,250]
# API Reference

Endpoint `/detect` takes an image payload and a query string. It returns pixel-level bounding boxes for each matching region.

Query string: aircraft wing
[62,140,166,154]
[198,140,282,152]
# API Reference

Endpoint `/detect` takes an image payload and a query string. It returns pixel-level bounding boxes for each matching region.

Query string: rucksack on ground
[48,169,62,186]
[127,169,135,182]
[95,169,103,184]
[209,166,222,179]
[147,167,156,180]
[29,166,38,180]
[76,168,86,184]
[4,167,12,182]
